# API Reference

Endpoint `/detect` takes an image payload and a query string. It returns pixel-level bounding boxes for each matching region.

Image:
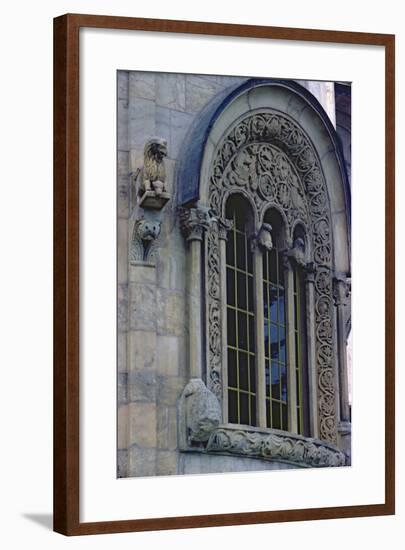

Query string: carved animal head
[136,219,161,242]
[144,137,168,163]
[257,223,273,251]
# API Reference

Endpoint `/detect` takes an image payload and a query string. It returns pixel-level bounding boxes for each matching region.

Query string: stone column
[251,243,267,428]
[333,277,350,423]
[282,255,298,434]
[305,264,319,438]
[218,218,233,423]
[180,207,211,380]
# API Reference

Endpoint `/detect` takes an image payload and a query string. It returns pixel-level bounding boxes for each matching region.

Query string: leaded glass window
[226,198,256,426]
[263,245,288,430]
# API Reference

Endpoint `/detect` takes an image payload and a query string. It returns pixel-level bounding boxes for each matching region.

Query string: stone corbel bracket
[178,378,222,451]
[130,217,161,263]
[206,425,347,468]
[250,223,273,252]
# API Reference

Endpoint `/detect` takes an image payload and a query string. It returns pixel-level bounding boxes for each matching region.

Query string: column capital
[179,205,213,242]
[217,217,234,241]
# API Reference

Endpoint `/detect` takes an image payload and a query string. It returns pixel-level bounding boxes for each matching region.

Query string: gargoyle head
[144,137,168,162]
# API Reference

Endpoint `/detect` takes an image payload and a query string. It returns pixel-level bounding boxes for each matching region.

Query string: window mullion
[252,244,267,428]
[283,255,298,433]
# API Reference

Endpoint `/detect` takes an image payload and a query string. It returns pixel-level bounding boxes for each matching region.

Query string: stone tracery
[206,110,337,444]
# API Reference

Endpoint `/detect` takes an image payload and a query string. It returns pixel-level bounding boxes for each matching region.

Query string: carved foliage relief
[207,111,337,444]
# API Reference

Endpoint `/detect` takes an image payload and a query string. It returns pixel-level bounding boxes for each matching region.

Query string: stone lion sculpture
[183,378,222,444]
[137,137,168,198]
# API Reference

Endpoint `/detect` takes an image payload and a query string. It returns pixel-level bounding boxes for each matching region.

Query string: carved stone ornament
[206,110,338,444]
[178,378,222,449]
[251,223,273,252]
[130,217,161,262]
[286,236,307,268]
[134,137,171,210]
[179,205,215,241]
[333,277,350,307]
[206,425,346,468]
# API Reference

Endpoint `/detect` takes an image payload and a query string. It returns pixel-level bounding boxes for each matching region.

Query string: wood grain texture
[53,13,395,536]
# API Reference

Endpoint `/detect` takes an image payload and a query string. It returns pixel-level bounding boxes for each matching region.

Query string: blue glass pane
[269,285,278,322]
[265,359,270,396]
[272,362,280,400]
[278,288,285,325]
[250,355,256,390]
[282,403,288,431]
[279,326,286,363]
[238,313,248,350]
[270,323,279,359]
[280,363,287,401]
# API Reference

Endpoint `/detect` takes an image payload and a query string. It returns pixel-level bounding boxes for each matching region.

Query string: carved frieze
[206,425,346,468]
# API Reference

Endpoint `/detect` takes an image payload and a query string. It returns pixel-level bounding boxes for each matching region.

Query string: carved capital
[333,277,350,306]
[216,217,234,241]
[179,206,214,241]
[250,223,273,252]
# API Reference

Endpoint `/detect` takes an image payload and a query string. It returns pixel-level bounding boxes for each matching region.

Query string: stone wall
[117,71,342,478]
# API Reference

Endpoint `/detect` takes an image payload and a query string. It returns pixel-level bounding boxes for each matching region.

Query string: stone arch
[177,79,350,445]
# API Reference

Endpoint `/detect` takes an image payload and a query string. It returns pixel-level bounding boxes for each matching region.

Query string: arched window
[225,195,256,426]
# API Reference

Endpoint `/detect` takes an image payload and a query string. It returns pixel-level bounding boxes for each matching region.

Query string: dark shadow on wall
[22,513,53,531]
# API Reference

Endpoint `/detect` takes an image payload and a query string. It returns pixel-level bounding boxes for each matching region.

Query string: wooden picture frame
[53,13,395,535]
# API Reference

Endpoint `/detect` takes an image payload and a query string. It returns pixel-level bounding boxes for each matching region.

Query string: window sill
[202,424,347,468]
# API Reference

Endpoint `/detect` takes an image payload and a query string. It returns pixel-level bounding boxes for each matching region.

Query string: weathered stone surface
[129,71,156,101]
[117,150,129,175]
[169,110,193,158]
[157,406,177,450]
[117,404,128,448]
[117,372,128,405]
[128,330,156,371]
[179,452,294,475]
[117,332,127,373]
[129,98,156,149]
[156,450,178,475]
[117,284,128,332]
[129,402,157,448]
[155,107,171,154]
[129,283,156,331]
[117,99,129,151]
[185,75,222,112]
[117,175,129,218]
[156,375,185,406]
[156,335,186,377]
[156,73,186,111]
[156,289,185,336]
[117,449,128,478]
[129,263,157,284]
[128,369,157,402]
[117,219,128,284]
[117,70,129,101]
[128,446,157,477]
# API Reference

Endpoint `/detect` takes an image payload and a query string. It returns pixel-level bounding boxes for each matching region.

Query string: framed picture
[54,13,395,535]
